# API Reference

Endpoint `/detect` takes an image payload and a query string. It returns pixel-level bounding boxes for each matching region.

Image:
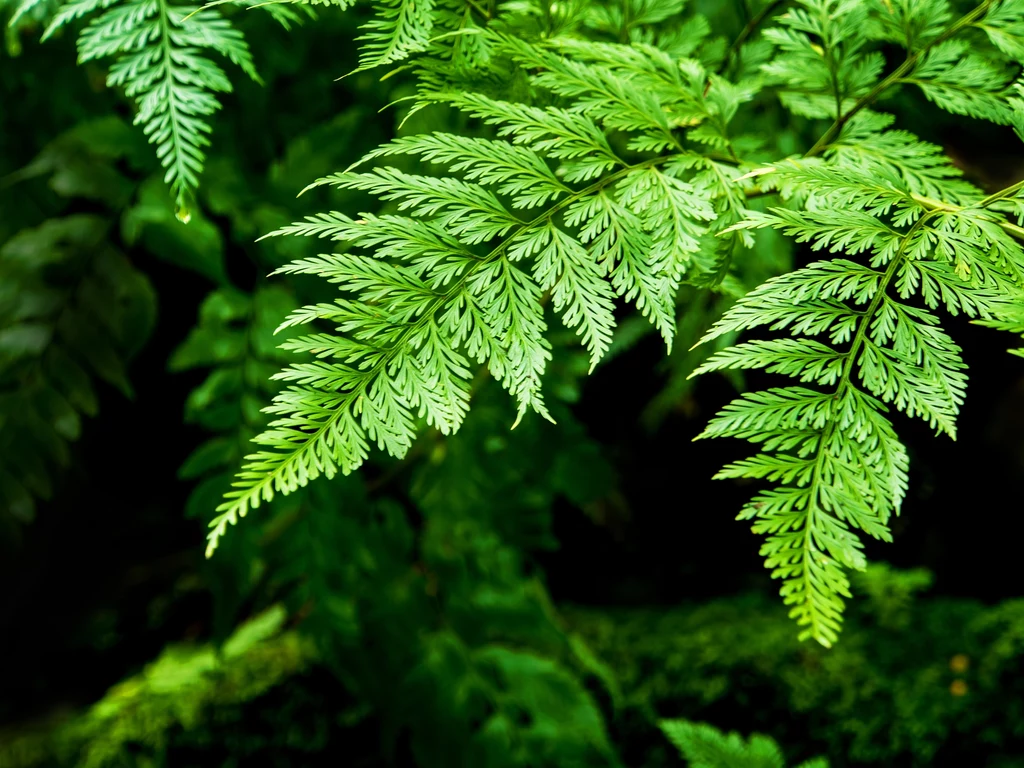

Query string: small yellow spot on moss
[950,679,968,697]
[950,653,970,674]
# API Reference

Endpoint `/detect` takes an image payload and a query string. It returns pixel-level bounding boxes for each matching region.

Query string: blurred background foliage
[1,0,1023,766]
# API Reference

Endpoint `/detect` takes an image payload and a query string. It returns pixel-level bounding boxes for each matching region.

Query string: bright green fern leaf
[692,159,1024,646]
[42,0,259,217]
[191,0,1024,652]
[204,40,735,554]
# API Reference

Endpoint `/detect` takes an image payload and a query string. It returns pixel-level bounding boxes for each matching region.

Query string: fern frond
[156,0,1024,653]
[761,0,879,119]
[497,34,685,152]
[973,0,1024,61]
[356,133,571,209]
[866,0,952,51]
[431,90,622,183]
[206,54,729,552]
[309,168,523,244]
[692,339,846,385]
[752,160,923,223]
[693,160,1024,646]
[830,112,979,202]
[43,0,258,216]
[529,37,754,152]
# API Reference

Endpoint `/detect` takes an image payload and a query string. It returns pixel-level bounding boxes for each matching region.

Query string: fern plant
[180,0,1024,648]
[17,0,1024,647]
[7,0,1024,764]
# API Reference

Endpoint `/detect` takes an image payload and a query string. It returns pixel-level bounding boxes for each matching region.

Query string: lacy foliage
[13,0,1024,645]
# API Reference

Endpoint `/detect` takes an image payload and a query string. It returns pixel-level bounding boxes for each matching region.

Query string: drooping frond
[42,0,259,217]
[161,0,1024,649]
[204,39,743,554]
[692,160,1024,646]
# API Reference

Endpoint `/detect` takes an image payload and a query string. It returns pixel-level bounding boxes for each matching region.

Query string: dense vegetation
[1,0,1023,764]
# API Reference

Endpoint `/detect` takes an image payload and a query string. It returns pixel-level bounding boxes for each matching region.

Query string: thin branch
[804,0,995,158]
[717,0,789,75]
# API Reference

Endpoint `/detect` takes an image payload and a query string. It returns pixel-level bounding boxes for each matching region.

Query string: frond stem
[718,0,789,75]
[910,188,1024,241]
[980,178,1024,207]
[804,0,995,159]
